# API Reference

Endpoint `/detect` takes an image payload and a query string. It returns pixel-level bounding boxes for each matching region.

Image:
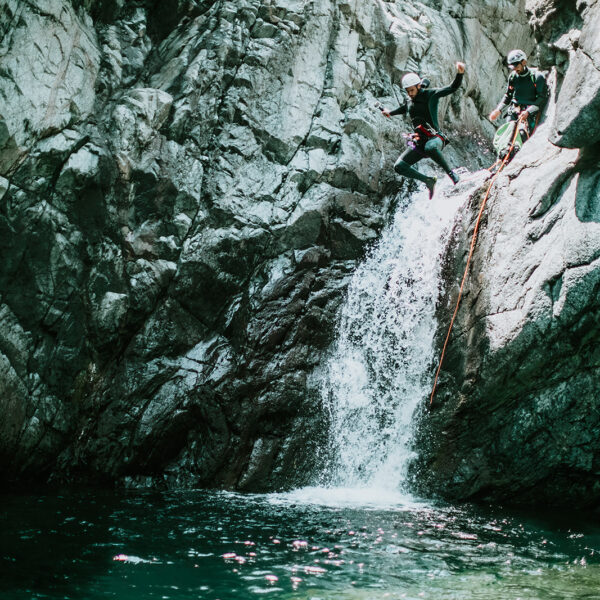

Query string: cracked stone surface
[412,0,600,509]
[1,0,599,507]
[1,0,510,490]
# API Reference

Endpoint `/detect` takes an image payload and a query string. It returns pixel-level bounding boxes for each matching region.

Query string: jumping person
[381,62,466,199]
[489,49,548,154]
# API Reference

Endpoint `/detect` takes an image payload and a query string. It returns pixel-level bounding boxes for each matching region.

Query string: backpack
[493,121,524,159]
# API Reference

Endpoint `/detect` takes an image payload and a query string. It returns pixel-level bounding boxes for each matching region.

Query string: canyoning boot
[448,169,460,185]
[425,176,437,199]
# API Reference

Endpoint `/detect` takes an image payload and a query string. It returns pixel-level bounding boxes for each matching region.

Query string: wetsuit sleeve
[431,72,463,99]
[495,77,514,112]
[389,104,407,117]
[526,72,548,115]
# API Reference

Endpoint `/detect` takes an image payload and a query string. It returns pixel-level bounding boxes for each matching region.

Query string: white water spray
[320,181,474,492]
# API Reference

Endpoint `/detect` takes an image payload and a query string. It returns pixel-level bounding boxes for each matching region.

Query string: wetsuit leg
[511,108,538,139]
[519,121,530,141]
[393,147,432,184]
[423,137,452,175]
[500,113,525,161]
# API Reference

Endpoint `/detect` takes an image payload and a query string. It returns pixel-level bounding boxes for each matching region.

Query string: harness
[407,123,449,149]
[405,88,451,149]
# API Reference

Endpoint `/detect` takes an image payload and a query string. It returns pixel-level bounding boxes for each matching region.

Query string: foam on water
[267,485,427,510]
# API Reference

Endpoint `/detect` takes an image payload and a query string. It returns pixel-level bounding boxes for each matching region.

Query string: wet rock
[1,0,573,499]
[415,0,600,508]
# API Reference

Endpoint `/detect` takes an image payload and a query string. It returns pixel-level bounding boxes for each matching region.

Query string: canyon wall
[3,0,599,507]
[414,0,600,509]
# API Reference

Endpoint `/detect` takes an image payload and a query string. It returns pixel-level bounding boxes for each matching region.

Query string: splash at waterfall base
[318,166,495,493]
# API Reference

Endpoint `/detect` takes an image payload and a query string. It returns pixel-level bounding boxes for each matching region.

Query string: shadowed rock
[1,0,599,508]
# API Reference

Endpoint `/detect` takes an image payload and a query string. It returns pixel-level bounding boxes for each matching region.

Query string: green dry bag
[493,121,524,157]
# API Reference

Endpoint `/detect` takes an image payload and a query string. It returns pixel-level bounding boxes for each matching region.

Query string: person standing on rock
[489,49,548,153]
[381,62,466,199]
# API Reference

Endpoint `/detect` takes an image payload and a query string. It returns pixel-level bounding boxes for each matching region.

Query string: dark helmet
[507,49,527,67]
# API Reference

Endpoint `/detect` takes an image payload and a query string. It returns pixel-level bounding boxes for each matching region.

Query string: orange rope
[487,159,501,172]
[429,123,521,407]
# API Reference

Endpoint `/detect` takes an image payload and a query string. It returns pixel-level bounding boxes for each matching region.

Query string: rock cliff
[414,0,600,508]
[0,0,503,489]
[1,0,598,506]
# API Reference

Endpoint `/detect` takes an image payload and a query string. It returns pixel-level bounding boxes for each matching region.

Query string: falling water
[321,180,474,491]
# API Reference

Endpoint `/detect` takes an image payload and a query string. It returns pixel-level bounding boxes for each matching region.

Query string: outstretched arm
[431,62,465,99]
[388,104,407,117]
[382,104,407,118]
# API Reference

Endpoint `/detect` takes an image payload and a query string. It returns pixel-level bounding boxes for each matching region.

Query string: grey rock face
[413,0,600,508]
[545,0,600,147]
[3,0,597,507]
[3,0,513,489]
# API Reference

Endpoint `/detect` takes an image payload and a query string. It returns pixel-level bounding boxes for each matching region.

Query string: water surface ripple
[2,488,599,599]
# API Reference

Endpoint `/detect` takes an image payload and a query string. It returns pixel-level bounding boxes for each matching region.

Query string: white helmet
[401,72,422,89]
[507,49,527,66]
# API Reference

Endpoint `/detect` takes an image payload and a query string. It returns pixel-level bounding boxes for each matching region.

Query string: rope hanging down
[429,123,521,407]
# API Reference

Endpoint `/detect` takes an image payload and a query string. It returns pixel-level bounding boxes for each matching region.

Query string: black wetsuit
[495,68,547,133]
[390,72,463,183]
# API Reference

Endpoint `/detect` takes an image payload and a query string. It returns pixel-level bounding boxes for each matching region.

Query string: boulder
[414,0,600,506]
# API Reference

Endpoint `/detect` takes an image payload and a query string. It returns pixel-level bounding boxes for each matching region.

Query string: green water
[1,487,599,600]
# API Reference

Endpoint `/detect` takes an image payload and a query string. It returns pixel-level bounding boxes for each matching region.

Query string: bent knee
[394,159,410,175]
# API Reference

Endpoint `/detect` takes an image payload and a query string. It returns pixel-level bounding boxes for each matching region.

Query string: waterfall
[320,181,471,491]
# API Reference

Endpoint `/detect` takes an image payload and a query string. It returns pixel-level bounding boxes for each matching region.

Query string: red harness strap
[414,124,449,147]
